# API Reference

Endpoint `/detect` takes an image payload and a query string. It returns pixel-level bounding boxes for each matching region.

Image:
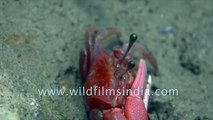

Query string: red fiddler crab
[79,27,158,120]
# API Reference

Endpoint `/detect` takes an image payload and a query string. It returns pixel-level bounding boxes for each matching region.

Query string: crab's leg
[84,27,98,46]
[83,27,120,71]
[134,44,158,74]
[95,27,121,42]
[124,59,148,120]
[80,27,98,80]
[79,49,87,80]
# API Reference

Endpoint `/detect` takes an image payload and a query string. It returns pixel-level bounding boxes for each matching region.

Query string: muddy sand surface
[0,0,212,120]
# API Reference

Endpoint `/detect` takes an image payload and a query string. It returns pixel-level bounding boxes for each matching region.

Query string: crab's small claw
[103,108,126,120]
[124,59,148,120]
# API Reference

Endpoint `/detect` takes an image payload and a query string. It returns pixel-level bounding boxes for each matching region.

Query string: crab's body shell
[85,49,134,110]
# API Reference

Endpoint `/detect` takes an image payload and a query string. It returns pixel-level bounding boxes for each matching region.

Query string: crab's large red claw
[125,59,148,120]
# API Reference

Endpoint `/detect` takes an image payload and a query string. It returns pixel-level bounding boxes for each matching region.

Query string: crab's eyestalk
[118,60,136,80]
[117,33,137,66]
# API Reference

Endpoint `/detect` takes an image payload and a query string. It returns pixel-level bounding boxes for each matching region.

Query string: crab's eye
[127,60,135,70]
[129,33,137,45]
